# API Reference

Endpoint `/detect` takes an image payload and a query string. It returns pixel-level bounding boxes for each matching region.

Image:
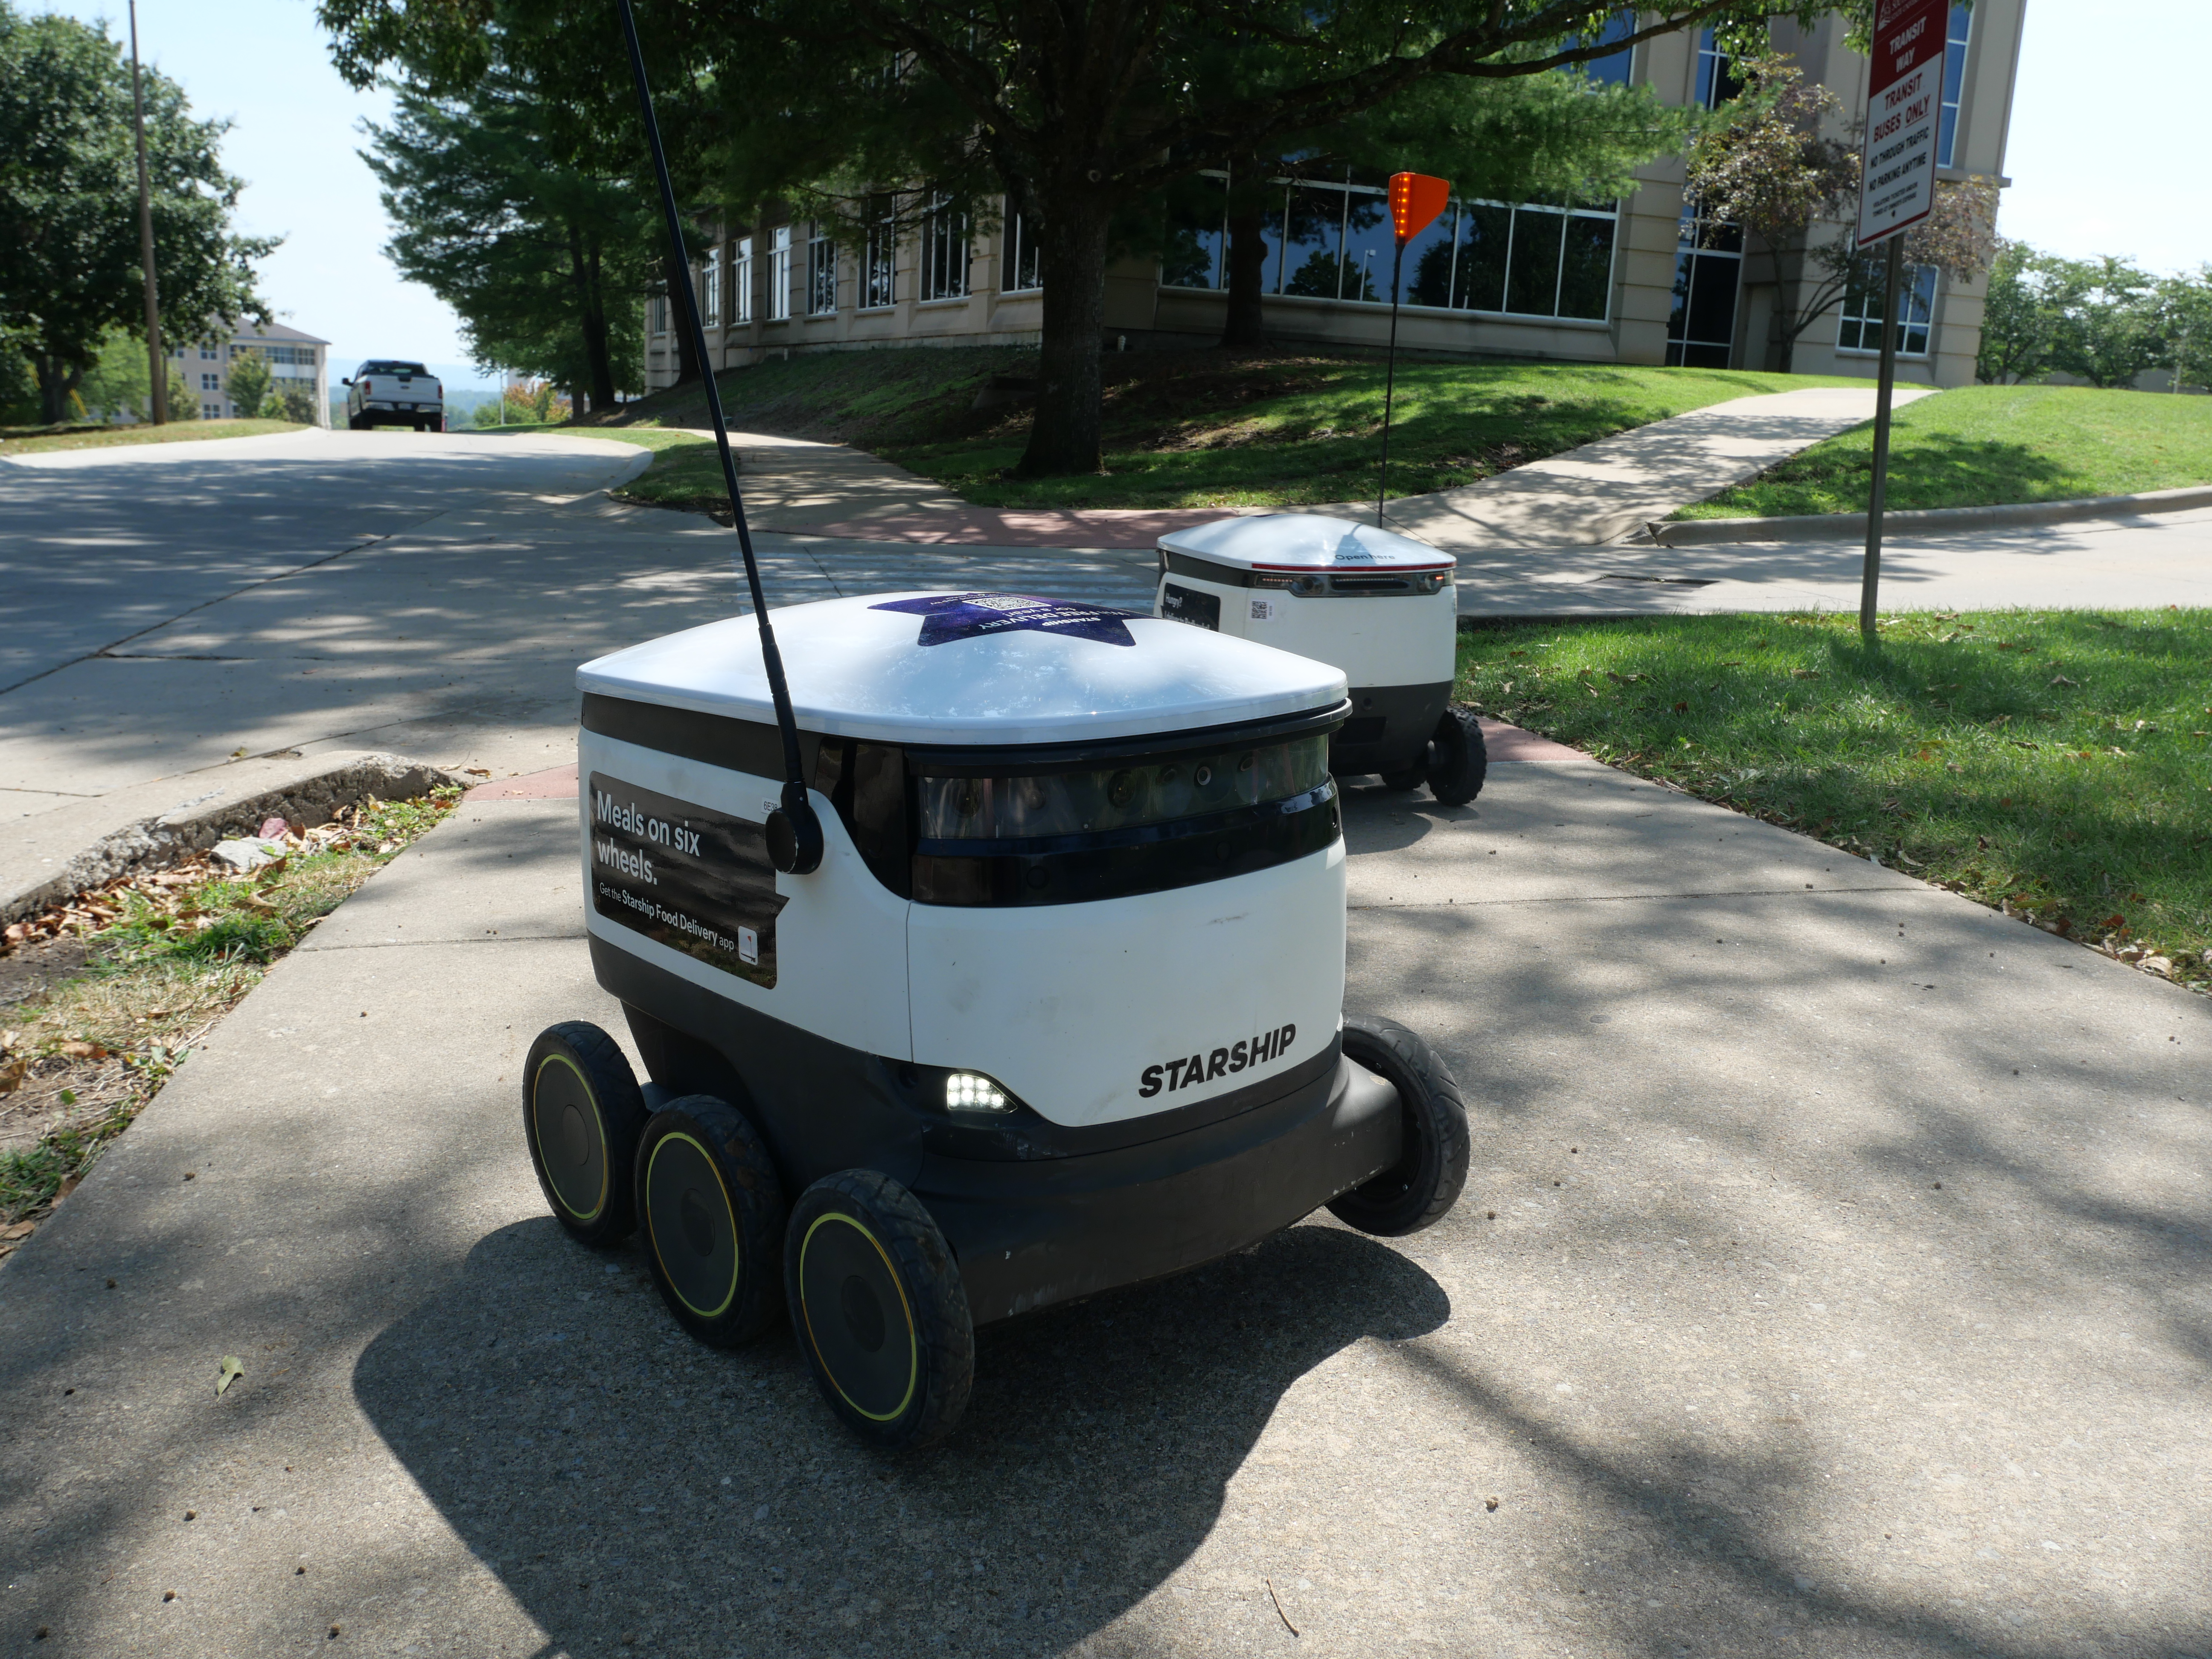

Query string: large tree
[0,3,274,423]
[363,64,658,412]
[319,1,1866,474]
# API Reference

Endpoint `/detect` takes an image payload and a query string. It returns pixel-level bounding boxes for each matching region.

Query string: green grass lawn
[1457,610,2212,986]
[574,349,1861,514]
[1675,384,2212,520]
[0,417,306,457]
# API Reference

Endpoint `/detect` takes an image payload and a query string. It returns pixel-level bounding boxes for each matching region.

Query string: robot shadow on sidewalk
[352,1214,1448,1654]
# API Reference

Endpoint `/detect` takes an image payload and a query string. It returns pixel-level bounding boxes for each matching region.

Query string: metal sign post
[1376,172,1449,529]
[1853,0,1947,644]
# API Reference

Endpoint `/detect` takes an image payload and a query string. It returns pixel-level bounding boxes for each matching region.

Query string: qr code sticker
[1249,598,1277,622]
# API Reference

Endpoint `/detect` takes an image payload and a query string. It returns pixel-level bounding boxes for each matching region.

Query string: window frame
[768,225,793,322]
[1937,3,1972,169]
[806,226,838,316]
[1837,261,1939,358]
[702,245,722,327]
[919,195,971,302]
[732,237,754,325]
[1003,209,1043,294]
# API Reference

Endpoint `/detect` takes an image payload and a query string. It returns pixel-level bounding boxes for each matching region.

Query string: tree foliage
[320,0,1845,476]
[362,58,659,410]
[0,3,275,422]
[225,351,274,419]
[1686,51,1996,371]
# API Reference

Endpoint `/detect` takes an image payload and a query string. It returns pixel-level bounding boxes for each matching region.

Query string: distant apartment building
[171,320,332,426]
[647,5,2022,390]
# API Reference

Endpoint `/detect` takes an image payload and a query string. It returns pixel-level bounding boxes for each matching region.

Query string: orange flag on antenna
[1389,173,1450,244]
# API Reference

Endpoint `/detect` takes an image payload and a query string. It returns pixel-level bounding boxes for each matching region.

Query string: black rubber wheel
[1423,708,1488,805]
[1379,765,1426,791]
[346,414,365,431]
[522,1022,648,1246]
[637,1097,786,1347]
[1326,1015,1471,1237]
[785,1170,972,1451]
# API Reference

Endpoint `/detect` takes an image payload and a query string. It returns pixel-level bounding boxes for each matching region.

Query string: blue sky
[30,0,2212,394]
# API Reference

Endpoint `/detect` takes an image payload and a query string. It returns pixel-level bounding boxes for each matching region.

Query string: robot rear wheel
[523,1022,649,1247]
[1327,1015,1470,1237]
[637,1096,787,1347]
[1382,708,1487,804]
[786,1170,974,1450]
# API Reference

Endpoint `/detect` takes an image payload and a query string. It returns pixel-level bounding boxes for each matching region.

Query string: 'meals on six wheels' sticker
[587,774,786,988]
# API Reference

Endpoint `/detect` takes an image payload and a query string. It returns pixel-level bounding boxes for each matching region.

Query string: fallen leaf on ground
[2,1221,35,1240]
[59,1040,108,1059]
[216,1356,245,1397]
[2049,674,2077,686]
[464,767,490,777]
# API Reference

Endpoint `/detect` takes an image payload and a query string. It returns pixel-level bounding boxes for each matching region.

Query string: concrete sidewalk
[1452,503,2212,617]
[3,744,2206,1658]
[1323,385,1933,549]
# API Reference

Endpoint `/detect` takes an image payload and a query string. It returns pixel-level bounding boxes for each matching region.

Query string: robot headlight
[944,1071,1015,1113]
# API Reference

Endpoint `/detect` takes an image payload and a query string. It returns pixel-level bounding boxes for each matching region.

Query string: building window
[807,227,838,315]
[1838,261,1938,355]
[1937,3,1971,169]
[919,195,969,301]
[703,245,722,326]
[1571,14,1633,88]
[649,294,668,335]
[202,402,221,419]
[1162,169,1616,323]
[861,198,896,309]
[732,237,754,324]
[201,372,220,391]
[1004,209,1042,293]
[200,343,217,360]
[768,225,792,321]
[1693,27,1741,108]
[1666,198,1743,367]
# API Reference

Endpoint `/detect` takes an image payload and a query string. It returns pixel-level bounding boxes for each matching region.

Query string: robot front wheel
[1380,707,1489,806]
[523,1022,650,1247]
[787,1171,976,1452]
[1327,1014,1472,1237]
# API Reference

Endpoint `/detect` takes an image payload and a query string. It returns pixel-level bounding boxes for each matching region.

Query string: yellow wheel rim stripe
[647,1131,741,1319]
[534,1053,605,1223]
[799,1211,919,1423]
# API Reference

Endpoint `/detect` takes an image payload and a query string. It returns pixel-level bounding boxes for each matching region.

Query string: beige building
[648,5,2023,390]
[169,320,332,426]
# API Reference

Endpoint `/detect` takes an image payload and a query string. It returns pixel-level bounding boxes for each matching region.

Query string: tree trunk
[1220,204,1270,348]
[1017,194,1113,477]
[573,227,616,413]
[664,248,699,385]
[34,353,84,425]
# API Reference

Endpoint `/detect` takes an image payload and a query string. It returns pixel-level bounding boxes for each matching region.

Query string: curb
[1644,482,2212,546]
[2,751,468,927]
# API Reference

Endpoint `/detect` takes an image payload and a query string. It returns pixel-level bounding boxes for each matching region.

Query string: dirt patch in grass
[0,789,461,1257]
[1458,609,2212,987]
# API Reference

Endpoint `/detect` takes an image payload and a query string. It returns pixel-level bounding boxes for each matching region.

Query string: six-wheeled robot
[524,592,1471,1448]
[1155,514,1484,804]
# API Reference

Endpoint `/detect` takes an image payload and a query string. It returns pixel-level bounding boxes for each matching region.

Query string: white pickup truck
[342,361,445,432]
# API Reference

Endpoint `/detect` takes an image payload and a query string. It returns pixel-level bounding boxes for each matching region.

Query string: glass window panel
[1005,209,1043,292]
[1685,249,1740,347]
[1337,189,1395,303]
[1504,207,1566,316]
[703,247,721,325]
[1161,182,1224,289]
[1938,3,1971,168]
[1575,15,1634,87]
[807,230,837,315]
[915,735,1330,842]
[1280,183,1348,298]
[1556,213,1617,319]
[769,225,792,321]
[1694,26,1742,108]
[1407,206,1459,308]
[1452,204,1510,311]
[1839,262,1938,355]
[861,203,894,307]
[733,237,754,323]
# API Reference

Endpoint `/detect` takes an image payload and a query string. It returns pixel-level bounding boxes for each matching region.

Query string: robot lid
[1158,513,1454,573]
[576,591,1349,748]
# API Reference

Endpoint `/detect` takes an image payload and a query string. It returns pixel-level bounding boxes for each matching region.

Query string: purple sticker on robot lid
[870,592,1139,648]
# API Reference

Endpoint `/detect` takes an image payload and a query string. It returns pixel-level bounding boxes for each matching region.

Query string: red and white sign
[1856,0,1948,247]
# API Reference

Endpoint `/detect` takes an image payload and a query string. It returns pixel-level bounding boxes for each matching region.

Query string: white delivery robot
[536,17,1470,1451]
[524,592,1472,1449]
[1155,514,1484,804]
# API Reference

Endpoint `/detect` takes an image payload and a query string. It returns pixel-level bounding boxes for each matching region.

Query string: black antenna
[616,0,822,875]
